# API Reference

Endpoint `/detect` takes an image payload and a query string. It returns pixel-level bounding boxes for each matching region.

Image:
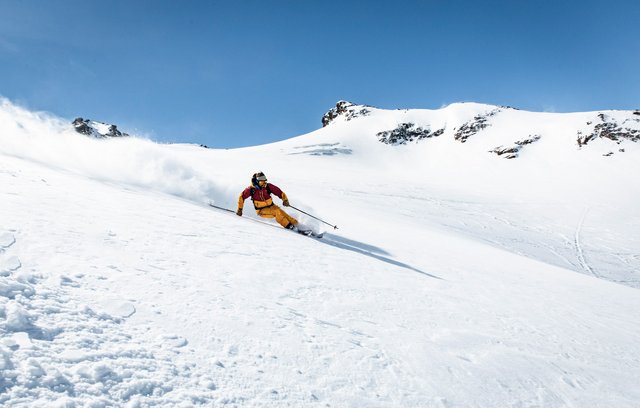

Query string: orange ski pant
[256,205,298,228]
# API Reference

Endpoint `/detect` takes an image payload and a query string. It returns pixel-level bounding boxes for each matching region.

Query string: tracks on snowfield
[338,188,634,285]
[574,207,598,278]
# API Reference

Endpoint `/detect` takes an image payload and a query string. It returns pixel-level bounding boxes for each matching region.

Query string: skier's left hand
[283,199,290,207]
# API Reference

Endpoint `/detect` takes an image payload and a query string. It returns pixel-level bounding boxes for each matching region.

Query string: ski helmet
[252,171,267,188]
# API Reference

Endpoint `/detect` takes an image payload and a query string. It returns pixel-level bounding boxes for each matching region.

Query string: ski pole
[208,202,235,213]
[289,205,338,230]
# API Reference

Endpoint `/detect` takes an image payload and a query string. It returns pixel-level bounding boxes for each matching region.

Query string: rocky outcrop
[602,149,626,157]
[377,123,444,145]
[490,135,542,159]
[577,113,640,148]
[322,101,371,127]
[72,118,129,138]
[72,118,94,136]
[454,109,500,143]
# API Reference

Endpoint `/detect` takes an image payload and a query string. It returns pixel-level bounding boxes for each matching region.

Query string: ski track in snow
[340,188,640,285]
[574,207,598,278]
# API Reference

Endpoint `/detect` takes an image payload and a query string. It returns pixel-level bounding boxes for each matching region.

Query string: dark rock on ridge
[322,101,371,127]
[577,113,640,148]
[377,123,444,145]
[454,109,501,143]
[72,118,129,138]
[490,135,542,159]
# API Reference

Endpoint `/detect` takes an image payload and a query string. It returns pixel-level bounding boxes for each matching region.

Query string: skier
[236,172,300,230]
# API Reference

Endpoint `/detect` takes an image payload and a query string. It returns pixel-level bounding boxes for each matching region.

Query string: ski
[208,202,324,238]
[295,228,324,239]
[208,203,235,213]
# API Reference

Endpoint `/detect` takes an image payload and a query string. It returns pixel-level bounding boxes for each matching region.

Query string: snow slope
[1,98,640,407]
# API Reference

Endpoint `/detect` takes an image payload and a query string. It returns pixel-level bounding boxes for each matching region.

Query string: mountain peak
[321,100,372,127]
[72,117,129,138]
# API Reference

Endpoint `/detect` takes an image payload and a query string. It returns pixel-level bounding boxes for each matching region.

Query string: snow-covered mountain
[72,117,129,139]
[321,100,640,157]
[1,97,639,407]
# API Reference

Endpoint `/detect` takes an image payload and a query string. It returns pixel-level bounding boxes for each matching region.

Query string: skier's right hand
[236,208,242,216]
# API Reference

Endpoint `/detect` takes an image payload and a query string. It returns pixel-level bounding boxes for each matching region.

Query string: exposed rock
[322,101,371,127]
[377,123,444,145]
[72,118,129,138]
[577,113,640,147]
[454,109,500,143]
[489,146,519,159]
[514,135,542,146]
[106,124,126,138]
[634,110,640,115]
[490,135,542,159]
[576,131,596,147]
[72,118,93,136]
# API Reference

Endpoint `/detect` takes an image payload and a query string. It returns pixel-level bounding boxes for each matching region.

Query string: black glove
[236,208,243,216]
[283,199,290,207]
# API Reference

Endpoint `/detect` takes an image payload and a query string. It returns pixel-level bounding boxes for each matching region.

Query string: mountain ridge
[319,100,640,158]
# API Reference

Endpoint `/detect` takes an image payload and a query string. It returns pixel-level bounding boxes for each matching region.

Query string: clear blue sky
[1,0,639,148]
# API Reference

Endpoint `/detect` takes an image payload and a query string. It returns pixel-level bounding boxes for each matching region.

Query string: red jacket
[238,183,287,210]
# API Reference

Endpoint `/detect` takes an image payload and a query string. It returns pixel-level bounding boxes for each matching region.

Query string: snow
[1,97,640,406]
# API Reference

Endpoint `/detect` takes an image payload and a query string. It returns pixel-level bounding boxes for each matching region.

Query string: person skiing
[236,172,299,230]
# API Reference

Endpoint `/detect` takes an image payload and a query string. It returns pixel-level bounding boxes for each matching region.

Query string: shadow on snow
[320,234,443,280]
[204,203,442,280]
